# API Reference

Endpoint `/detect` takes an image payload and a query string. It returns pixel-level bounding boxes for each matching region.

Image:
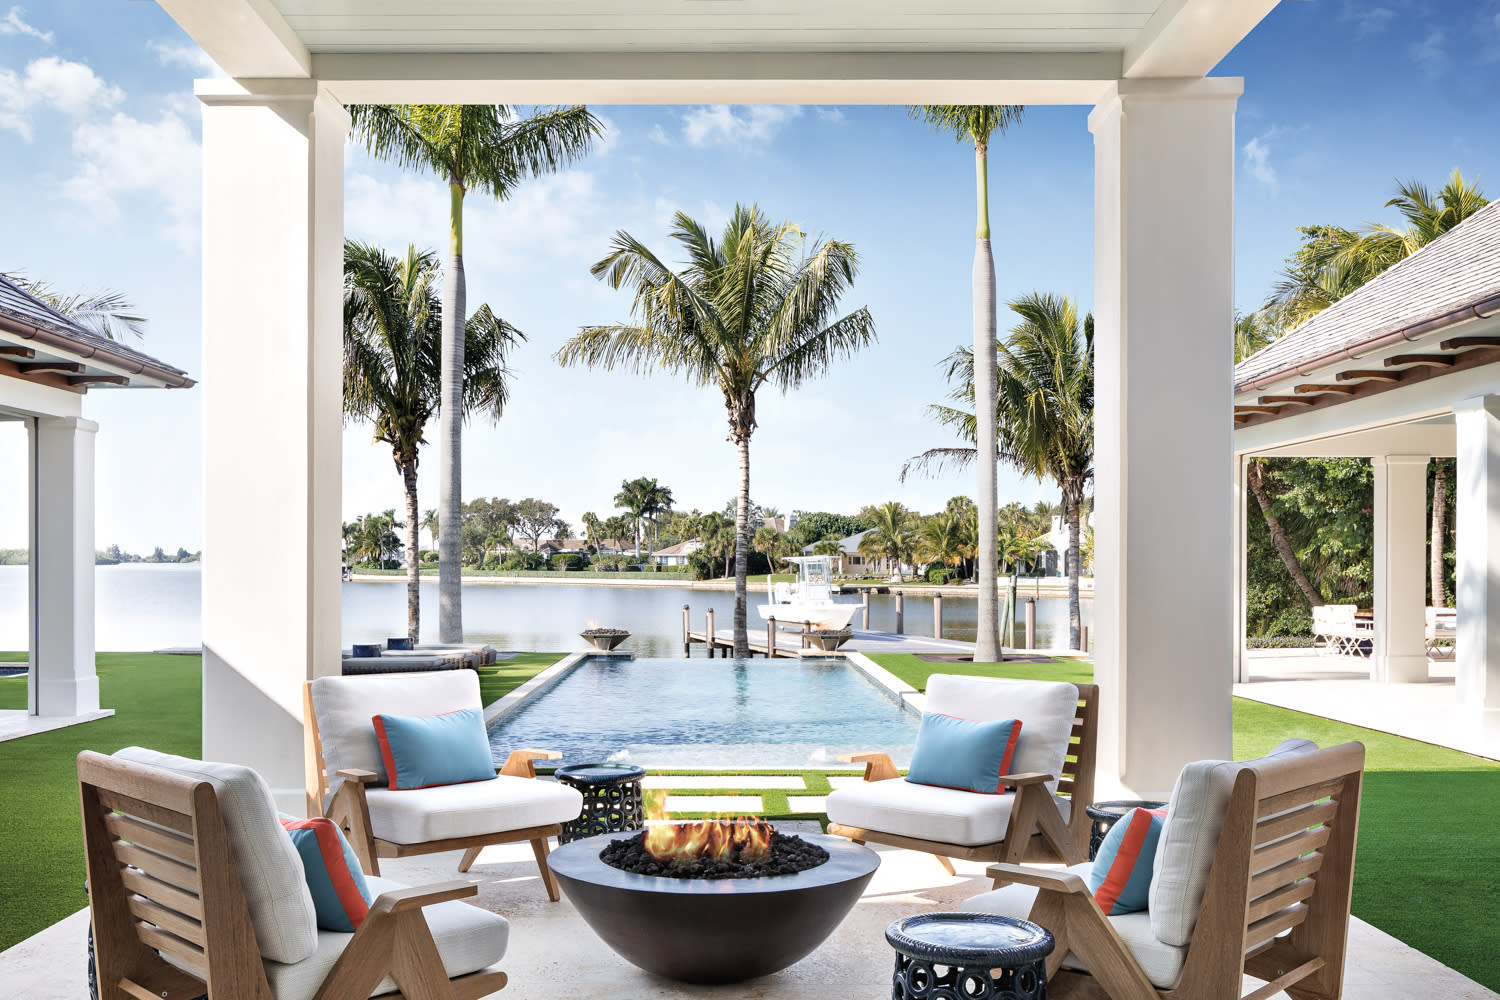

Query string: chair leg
[457,846,483,873]
[935,855,956,876]
[531,837,560,902]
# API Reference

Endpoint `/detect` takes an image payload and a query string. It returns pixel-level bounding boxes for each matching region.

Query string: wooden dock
[678,604,984,658]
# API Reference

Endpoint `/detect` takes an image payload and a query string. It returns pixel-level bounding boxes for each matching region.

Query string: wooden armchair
[826,676,1098,877]
[304,671,583,901]
[79,749,509,1000]
[968,740,1365,1000]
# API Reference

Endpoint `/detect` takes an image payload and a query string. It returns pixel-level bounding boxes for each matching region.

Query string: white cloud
[147,39,226,78]
[1411,28,1446,76]
[648,123,671,145]
[1242,135,1278,194]
[1340,3,1395,37]
[677,105,802,149]
[62,109,202,249]
[813,107,846,123]
[0,56,123,140]
[0,6,51,43]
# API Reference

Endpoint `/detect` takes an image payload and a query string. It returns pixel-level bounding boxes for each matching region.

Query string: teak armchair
[826,676,1098,877]
[971,740,1365,1000]
[304,671,583,902]
[79,750,509,1000]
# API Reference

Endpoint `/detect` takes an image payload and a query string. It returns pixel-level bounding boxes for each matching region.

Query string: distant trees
[859,502,918,582]
[343,511,404,569]
[511,498,565,552]
[89,545,200,566]
[615,477,675,556]
[790,511,870,543]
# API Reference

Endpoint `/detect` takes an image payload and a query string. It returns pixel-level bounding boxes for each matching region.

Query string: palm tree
[698,512,736,578]
[421,509,439,549]
[906,293,1093,650]
[2,272,147,341]
[916,512,966,580]
[349,103,603,642]
[614,478,653,557]
[581,511,603,554]
[1234,309,1280,364]
[555,205,877,656]
[859,502,917,582]
[343,240,524,639]
[907,105,1024,662]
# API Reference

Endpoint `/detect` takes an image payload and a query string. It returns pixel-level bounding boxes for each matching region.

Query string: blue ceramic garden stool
[886,911,1054,1000]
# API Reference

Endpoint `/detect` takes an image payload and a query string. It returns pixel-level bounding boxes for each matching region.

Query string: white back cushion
[112,747,318,964]
[924,675,1080,793]
[1148,737,1318,946]
[309,669,484,784]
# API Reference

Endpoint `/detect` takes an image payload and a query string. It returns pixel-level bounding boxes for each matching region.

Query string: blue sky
[0,0,1495,552]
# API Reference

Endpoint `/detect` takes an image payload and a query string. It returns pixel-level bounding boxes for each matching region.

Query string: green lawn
[4,652,1497,991]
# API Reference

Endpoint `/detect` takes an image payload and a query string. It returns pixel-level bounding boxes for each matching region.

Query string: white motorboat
[757,555,861,630]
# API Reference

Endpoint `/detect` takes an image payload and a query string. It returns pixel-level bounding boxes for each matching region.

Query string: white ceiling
[270,0,1159,54]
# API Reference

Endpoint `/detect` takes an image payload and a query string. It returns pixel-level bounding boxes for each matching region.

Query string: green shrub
[926,566,949,584]
[550,553,585,571]
[501,551,546,571]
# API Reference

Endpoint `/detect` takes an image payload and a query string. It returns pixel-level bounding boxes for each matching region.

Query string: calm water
[488,655,921,768]
[0,564,1091,653]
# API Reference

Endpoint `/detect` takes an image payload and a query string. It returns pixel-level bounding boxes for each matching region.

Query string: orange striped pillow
[1087,807,1168,915]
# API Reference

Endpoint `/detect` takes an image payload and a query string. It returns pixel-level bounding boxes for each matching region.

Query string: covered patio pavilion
[1233,199,1500,753]
[158,0,1275,811]
[0,275,195,739]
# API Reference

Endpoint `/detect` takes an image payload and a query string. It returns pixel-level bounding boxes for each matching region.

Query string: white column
[1454,396,1500,708]
[1090,78,1241,796]
[1234,455,1249,683]
[1371,456,1429,683]
[31,416,99,716]
[198,80,346,810]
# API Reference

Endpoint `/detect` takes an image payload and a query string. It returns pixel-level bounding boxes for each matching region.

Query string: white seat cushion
[1149,737,1317,947]
[112,747,318,964]
[310,670,485,785]
[366,775,583,844]
[826,777,1070,848]
[262,875,509,1000]
[962,864,1188,990]
[925,675,1080,793]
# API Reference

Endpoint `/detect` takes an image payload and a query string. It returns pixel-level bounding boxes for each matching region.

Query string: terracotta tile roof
[1234,199,1500,393]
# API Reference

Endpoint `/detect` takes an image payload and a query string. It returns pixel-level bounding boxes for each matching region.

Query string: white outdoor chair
[305,669,583,901]
[1311,606,1342,655]
[82,747,510,1000]
[962,738,1366,1000]
[826,675,1098,874]
[1426,607,1457,661]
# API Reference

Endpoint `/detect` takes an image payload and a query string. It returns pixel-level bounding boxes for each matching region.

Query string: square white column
[1234,455,1249,683]
[1090,78,1241,796]
[31,416,99,716]
[1371,456,1430,683]
[198,80,346,810]
[1454,396,1500,708]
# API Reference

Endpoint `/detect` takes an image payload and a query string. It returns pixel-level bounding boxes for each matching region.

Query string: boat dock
[680,604,981,658]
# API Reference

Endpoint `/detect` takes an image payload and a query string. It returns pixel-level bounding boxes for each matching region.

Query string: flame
[585,619,599,630]
[641,785,773,864]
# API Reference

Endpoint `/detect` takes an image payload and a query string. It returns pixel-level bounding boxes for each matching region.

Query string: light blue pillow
[372,708,496,790]
[279,817,373,931]
[904,712,1022,794]
[1087,807,1167,915]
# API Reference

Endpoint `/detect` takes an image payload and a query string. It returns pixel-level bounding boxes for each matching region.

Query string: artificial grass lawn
[4,651,1498,990]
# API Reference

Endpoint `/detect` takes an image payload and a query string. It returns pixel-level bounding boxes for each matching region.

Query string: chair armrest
[501,749,562,778]
[985,864,1090,894]
[995,772,1053,787]
[336,768,378,784]
[837,752,900,782]
[371,879,478,915]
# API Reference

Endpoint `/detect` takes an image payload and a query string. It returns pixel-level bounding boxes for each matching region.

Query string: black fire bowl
[547,830,880,984]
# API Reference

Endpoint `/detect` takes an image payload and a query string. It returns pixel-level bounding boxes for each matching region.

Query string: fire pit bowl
[805,627,854,651]
[580,627,631,652]
[548,829,879,984]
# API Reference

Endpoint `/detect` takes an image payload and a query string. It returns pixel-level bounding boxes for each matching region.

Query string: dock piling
[682,604,690,657]
[933,591,943,639]
[1081,624,1090,654]
[861,590,870,630]
[895,591,904,635]
[705,608,715,658]
[1024,599,1036,650]
[802,620,812,650]
[767,616,776,659]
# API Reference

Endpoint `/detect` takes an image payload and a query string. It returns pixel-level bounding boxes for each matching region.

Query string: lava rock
[599,830,830,880]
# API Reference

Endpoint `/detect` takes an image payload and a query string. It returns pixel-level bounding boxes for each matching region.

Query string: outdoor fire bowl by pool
[580,627,630,651]
[547,828,880,984]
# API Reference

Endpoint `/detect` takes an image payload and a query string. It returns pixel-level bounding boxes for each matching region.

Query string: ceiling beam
[154,0,310,78]
[1124,0,1279,78]
[0,345,35,359]
[17,361,84,374]
[313,51,1122,106]
[67,374,131,387]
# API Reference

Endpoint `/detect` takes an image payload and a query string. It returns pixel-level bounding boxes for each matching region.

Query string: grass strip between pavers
[3,651,1499,992]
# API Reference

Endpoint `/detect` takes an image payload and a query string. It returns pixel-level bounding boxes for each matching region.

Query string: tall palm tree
[906,293,1093,649]
[581,511,603,554]
[916,512,966,579]
[343,240,524,640]
[349,103,603,642]
[555,205,876,656]
[907,105,1025,662]
[859,502,917,582]
[614,478,653,557]
[421,509,439,549]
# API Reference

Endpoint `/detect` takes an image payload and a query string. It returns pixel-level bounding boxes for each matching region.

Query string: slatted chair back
[1053,684,1099,858]
[78,750,273,1000]
[1170,741,1364,1000]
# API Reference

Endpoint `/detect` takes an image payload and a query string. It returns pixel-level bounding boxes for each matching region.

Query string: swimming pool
[488,656,920,768]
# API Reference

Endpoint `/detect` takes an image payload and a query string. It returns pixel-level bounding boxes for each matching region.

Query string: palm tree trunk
[438,182,466,642]
[972,140,1002,662]
[1247,460,1322,608]
[733,434,752,657]
[401,458,421,640]
[1431,460,1448,607]
[1064,486,1082,650]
